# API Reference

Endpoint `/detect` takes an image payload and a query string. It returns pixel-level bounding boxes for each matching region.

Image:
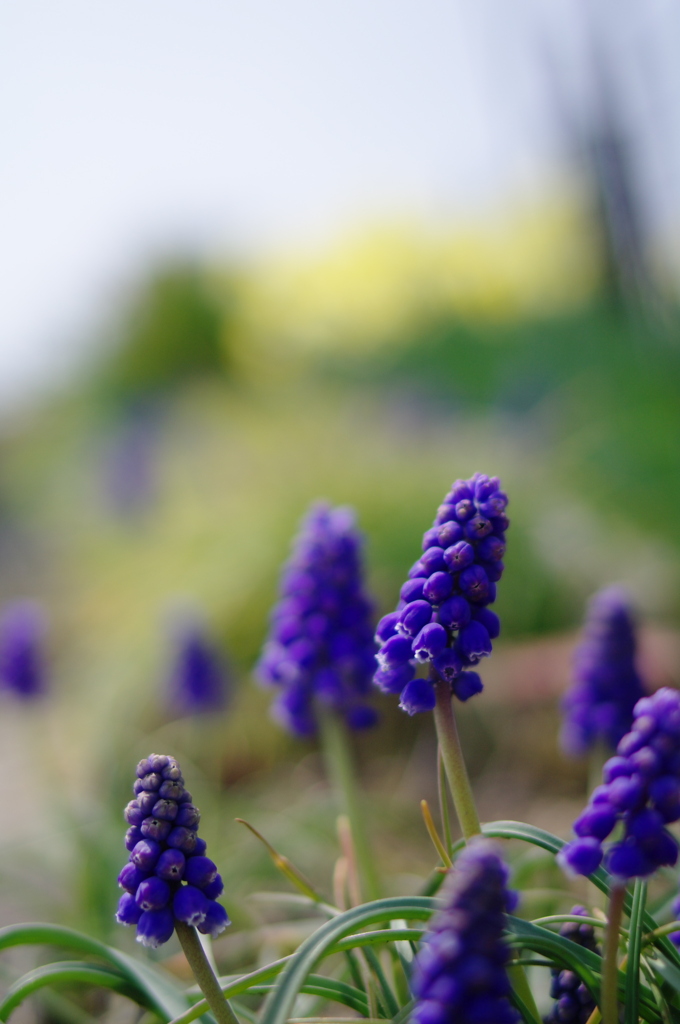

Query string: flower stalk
[602,884,626,1024]
[319,707,379,900]
[433,678,481,841]
[175,921,240,1024]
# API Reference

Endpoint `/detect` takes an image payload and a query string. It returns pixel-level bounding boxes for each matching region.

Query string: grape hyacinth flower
[255,502,378,737]
[374,473,508,715]
[103,402,162,519]
[558,687,680,882]
[411,838,518,1024]
[116,753,230,947]
[167,614,228,716]
[0,601,47,699]
[543,907,600,1024]
[561,587,645,757]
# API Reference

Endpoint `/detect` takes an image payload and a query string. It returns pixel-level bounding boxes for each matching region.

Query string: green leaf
[236,977,369,1015]
[390,998,415,1024]
[258,896,437,1024]
[481,822,680,972]
[0,961,147,1022]
[510,986,541,1024]
[0,922,188,1021]
[507,917,602,997]
[506,917,661,1024]
[362,945,399,1017]
[173,960,294,1024]
[507,959,541,1024]
[626,879,648,1024]
[333,929,425,951]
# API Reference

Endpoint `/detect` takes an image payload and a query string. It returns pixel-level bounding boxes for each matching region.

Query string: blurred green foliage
[327,303,680,552]
[98,262,229,405]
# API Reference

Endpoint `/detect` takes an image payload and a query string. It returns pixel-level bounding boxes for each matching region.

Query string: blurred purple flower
[558,687,680,882]
[103,404,163,518]
[167,616,229,716]
[544,906,600,1024]
[410,838,518,1024]
[0,601,47,699]
[256,502,378,737]
[561,586,645,757]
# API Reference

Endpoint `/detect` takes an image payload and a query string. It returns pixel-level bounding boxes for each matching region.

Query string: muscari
[3,472,680,1024]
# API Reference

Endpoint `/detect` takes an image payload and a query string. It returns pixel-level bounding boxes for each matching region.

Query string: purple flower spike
[544,907,600,1024]
[373,473,508,714]
[561,587,646,757]
[116,754,230,947]
[559,688,680,882]
[411,839,518,1024]
[0,601,47,699]
[256,502,378,735]
[166,611,229,716]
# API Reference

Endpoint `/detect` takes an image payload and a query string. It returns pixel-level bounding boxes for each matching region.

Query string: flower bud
[174,884,209,926]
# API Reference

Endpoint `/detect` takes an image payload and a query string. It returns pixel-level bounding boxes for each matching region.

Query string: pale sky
[1,0,678,411]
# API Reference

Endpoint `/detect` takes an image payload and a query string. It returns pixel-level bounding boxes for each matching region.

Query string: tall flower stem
[319,707,380,901]
[433,678,481,841]
[602,884,626,1024]
[437,749,453,855]
[175,921,240,1024]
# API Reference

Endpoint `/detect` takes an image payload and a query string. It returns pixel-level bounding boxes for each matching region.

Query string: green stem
[602,884,626,1024]
[432,678,481,841]
[643,920,680,942]
[318,708,380,900]
[437,749,453,855]
[175,921,240,1024]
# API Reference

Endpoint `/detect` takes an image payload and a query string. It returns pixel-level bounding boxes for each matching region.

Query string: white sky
[1,0,678,411]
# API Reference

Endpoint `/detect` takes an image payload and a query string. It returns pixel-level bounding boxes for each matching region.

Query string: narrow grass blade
[625,880,647,1024]
[0,922,188,1020]
[0,961,147,1021]
[257,897,437,1024]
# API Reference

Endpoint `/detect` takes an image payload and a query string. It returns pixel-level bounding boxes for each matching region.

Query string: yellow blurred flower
[234,189,599,359]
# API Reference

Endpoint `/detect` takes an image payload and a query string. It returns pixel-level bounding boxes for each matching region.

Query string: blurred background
[2,0,680,1004]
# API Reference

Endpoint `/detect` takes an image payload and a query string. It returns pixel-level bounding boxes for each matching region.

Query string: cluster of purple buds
[561,587,645,757]
[116,754,229,948]
[411,838,518,1024]
[543,907,600,1024]
[256,503,378,737]
[558,688,680,881]
[0,601,47,700]
[374,473,508,715]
